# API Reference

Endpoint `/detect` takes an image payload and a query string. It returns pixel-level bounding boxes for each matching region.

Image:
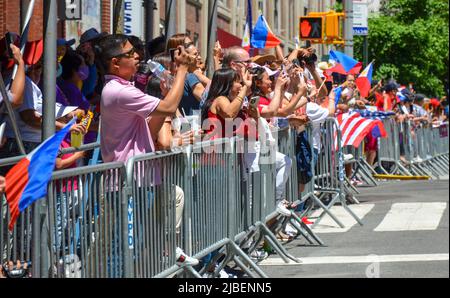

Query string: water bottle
[147,60,174,88]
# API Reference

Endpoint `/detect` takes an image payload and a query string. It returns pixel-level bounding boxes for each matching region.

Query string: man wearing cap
[412,93,430,123]
[0,55,86,165]
[382,82,400,111]
[77,28,105,99]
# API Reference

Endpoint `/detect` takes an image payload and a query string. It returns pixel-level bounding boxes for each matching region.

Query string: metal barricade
[278,125,324,246]
[1,195,33,269]
[311,118,363,228]
[125,150,188,278]
[377,118,411,175]
[344,141,378,188]
[401,120,430,177]
[412,122,445,177]
[46,162,126,278]
[429,123,449,175]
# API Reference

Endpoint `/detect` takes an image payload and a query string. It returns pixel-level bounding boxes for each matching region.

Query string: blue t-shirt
[179,73,201,116]
[81,64,98,97]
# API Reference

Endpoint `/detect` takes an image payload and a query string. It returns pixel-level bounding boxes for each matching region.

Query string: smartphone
[249,96,260,109]
[169,48,179,62]
[4,32,14,58]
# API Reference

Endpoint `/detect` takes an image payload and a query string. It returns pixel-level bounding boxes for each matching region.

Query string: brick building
[0,0,112,43]
[1,0,337,57]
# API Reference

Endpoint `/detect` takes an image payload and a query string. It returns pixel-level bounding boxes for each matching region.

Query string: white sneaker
[203,265,238,278]
[176,247,199,266]
[284,223,298,236]
[413,157,423,163]
[344,154,354,162]
[276,201,292,217]
[250,249,269,261]
[351,178,363,186]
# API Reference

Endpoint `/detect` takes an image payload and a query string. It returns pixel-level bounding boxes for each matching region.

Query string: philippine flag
[242,22,251,51]
[251,15,281,49]
[5,118,76,230]
[356,62,374,98]
[328,50,363,75]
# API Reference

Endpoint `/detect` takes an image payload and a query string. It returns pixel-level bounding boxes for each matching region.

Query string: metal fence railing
[1,118,448,278]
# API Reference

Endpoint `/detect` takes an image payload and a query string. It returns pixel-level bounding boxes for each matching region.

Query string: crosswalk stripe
[309,204,375,233]
[259,254,450,266]
[374,203,448,232]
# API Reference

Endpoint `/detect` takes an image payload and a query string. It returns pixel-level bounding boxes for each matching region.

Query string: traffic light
[299,17,324,40]
[325,14,340,39]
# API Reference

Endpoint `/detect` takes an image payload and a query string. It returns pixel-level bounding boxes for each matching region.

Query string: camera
[4,32,15,58]
[297,47,318,67]
[169,48,180,62]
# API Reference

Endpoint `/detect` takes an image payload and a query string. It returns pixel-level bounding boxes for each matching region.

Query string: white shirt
[306,102,330,150]
[5,76,42,143]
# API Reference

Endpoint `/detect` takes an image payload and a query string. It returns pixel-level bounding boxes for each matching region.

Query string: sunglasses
[112,47,137,59]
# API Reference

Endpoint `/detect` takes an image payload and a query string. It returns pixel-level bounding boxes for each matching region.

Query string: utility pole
[363,35,369,66]
[113,0,123,34]
[165,0,176,40]
[344,0,354,57]
[42,0,57,277]
[144,0,156,49]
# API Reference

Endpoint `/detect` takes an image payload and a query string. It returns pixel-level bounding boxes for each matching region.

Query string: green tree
[354,0,449,97]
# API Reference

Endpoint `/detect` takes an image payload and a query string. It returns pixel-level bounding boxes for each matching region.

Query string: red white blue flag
[5,118,76,230]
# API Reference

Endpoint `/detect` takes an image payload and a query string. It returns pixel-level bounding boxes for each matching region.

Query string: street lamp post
[206,0,218,77]
[344,0,354,57]
[165,0,176,40]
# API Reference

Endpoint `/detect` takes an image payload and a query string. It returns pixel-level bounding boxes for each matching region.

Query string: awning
[217,28,242,49]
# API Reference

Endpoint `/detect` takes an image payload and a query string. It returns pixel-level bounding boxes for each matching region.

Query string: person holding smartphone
[166,34,206,116]
[201,67,254,140]
[0,37,26,109]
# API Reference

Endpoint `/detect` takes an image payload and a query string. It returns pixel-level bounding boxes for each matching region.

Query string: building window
[274,0,280,33]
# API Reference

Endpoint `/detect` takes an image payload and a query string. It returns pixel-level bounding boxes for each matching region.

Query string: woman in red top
[201,68,254,140]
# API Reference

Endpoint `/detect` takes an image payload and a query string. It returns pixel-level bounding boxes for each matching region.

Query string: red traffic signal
[300,17,324,40]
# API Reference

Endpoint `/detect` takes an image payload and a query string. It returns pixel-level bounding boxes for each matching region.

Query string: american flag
[335,112,387,149]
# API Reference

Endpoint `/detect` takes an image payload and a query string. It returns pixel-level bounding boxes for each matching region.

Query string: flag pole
[317,78,327,95]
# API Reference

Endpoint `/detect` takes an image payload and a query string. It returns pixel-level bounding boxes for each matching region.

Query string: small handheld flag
[251,15,281,49]
[5,118,76,230]
[329,50,363,75]
[356,62,374,98]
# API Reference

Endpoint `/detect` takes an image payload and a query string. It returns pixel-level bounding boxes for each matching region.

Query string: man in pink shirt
[96,34,199,267]
[97,34,196,163]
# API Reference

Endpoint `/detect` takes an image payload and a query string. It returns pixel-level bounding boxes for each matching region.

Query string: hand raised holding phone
[275,73,290,90]
[10,44,24,65]
[174,46,197,72]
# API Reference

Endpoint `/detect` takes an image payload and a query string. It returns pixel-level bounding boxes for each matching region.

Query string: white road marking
[259,254,450,266]
[308,204,375,233]
[374,203,448,232]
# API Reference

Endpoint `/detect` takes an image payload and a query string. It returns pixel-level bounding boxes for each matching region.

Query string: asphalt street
[259,179,449,278]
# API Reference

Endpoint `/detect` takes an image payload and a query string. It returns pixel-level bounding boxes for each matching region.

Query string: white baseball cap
[35,102,78,119]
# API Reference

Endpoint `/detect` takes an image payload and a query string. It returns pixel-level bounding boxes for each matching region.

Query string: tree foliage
[354,0,449,97]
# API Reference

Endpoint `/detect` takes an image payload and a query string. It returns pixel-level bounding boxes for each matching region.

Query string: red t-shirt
[56,140,79,192]
[257,96,271,114]
[375,92,385,111]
